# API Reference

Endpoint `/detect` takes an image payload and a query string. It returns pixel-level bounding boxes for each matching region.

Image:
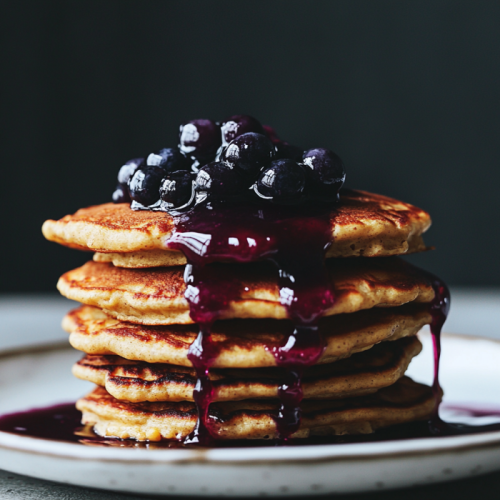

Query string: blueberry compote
[165,202,336,443]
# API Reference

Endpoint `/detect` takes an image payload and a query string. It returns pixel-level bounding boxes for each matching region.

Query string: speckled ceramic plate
[0,332,500,497]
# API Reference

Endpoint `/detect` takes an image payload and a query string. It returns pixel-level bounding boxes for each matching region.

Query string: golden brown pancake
[73,336,421,403]
[57,258,435,325]
[94,250,185,268]
[42,190,431,264]
[76,376,437,440]
[64,304,430,367]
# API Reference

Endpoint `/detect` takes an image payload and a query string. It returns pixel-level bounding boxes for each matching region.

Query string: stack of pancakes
[42,190,439,441]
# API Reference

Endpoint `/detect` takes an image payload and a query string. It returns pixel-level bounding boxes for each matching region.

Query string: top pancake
[42,190,431,266]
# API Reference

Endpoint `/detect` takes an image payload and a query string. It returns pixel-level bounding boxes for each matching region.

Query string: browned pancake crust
[42,190,431,261]
[73,336,422,403]
[64,304,430,367]
[76,376,437,440]
[57,258,435,325]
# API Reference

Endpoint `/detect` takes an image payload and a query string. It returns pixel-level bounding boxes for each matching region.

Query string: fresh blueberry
[128,166,164,206]
[147,147,190,173]
[222,132,275,175]
[179,119,221,165]
[253,159,306,204]
[114,158,144,203]
[302,148,346,202]
[117,157,144,185]
[195,161,247,201]
[159,171,194,209]
[220,115,264,145]
[112,185,130,203]
[214,144,226,161]
[275,142,304,162]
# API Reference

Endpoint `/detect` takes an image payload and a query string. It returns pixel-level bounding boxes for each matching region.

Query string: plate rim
[1,332,500,465]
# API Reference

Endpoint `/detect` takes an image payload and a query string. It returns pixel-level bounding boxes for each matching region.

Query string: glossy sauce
[166,203,334,442]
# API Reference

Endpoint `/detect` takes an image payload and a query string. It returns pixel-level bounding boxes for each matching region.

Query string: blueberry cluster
[112,115,346,212]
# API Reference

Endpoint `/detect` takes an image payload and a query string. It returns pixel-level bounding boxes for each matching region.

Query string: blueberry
[113,158,144,203]
[117,158,144,185]
[128,166,164,206]
[112,185,130,203]
[275,142,304,163]
[147,147,190,173]
[253,159,306,204]
[214,144,226,161]
[179,119,221,164]
[220,115,264,145]
[195,161,247,201]
[222,132,275,175]
[159,171,194,209]
[302,148,346,202]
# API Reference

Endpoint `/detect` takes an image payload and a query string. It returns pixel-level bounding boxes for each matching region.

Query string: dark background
[2,0,500,292]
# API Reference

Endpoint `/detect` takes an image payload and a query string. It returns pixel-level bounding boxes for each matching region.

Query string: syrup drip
[166,203,334,442]
[184,325,219,445]
[427,272,451,425]
[425,273,500,435]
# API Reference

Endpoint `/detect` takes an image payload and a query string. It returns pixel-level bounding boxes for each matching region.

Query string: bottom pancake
[76,376,437,441]
[73,336,421,403]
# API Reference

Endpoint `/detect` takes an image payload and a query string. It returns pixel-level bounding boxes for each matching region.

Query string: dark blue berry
[114,158,144,203]
[214,144,226,161]
[195,161,247,201]
[253,159,306,204]
[147,147,190,173]
[222,132,275,175]
[159,171,194,209]
[220,115,264,146]
[117,158,144,185]
[275,143,304,162]
[302,148,346,202]
[112,185,130,203]
[179,119,221,165]
[128,166,164,206]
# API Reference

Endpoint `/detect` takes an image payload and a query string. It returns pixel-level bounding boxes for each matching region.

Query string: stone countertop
[0,290,499,499]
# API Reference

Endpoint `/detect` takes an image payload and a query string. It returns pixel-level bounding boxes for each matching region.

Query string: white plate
[0,333,500,497]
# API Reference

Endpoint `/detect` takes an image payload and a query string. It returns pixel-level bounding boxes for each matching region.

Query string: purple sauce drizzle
[427,273,451,425]
[424,273,500,435]
[166,203,333,442]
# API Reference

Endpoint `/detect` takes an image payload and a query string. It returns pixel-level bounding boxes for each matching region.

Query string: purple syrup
[427,273,451,419]
[166,203,334,442]
[184,325,219,445]
[424,273,500,436]
[0,403,85,443]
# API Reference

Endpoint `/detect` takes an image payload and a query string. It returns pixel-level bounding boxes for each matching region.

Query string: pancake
[64,304,431,367]
[57,258,435,325]
[94,249,185,268]
[42,190,431,264]
[76,376,437,440]
[73,336,422,403]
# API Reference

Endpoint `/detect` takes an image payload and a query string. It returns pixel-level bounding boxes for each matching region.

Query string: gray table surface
[0,290,499,499]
